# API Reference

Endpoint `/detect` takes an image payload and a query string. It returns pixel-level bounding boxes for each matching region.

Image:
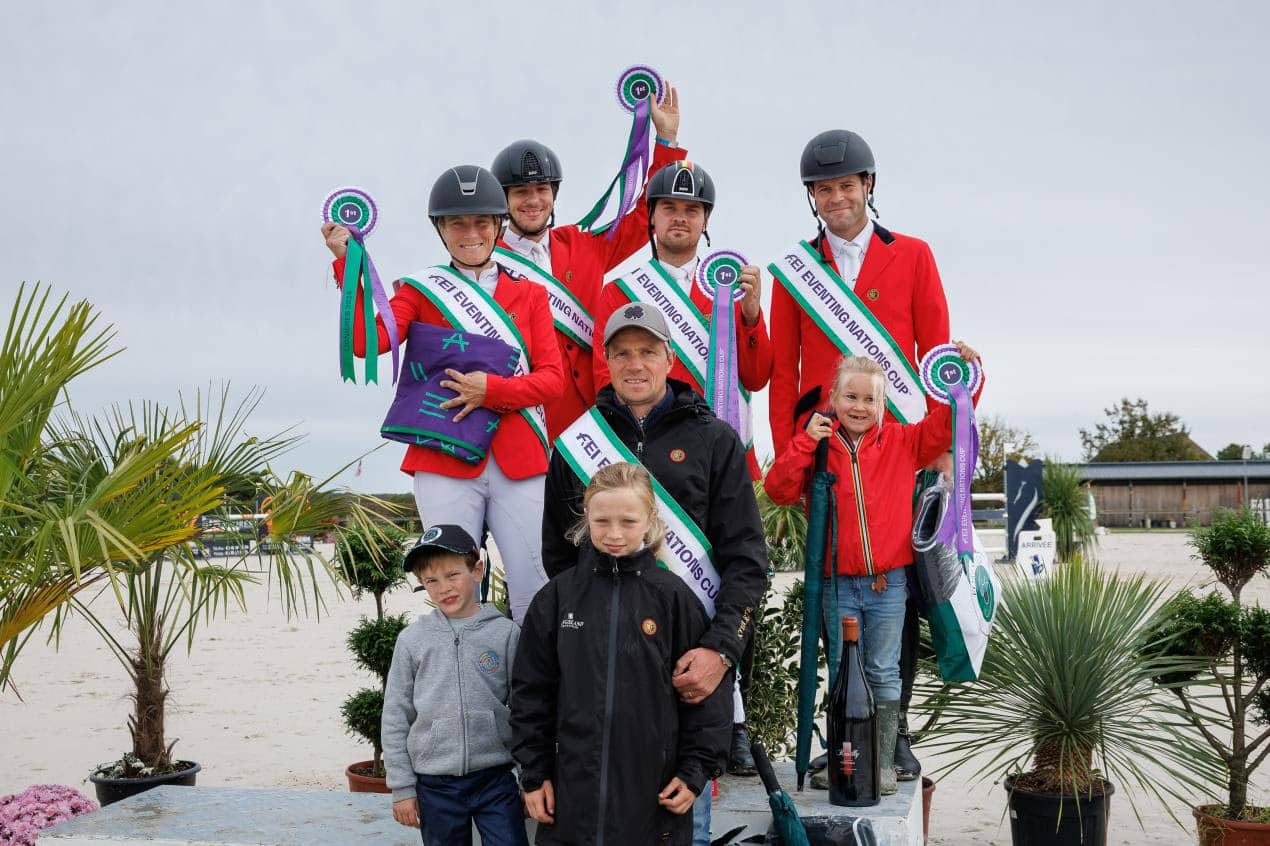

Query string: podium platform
[42,766,923,845]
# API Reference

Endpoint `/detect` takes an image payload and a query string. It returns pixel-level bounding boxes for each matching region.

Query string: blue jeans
[415,765,528,846]
[691,785,711,846]
[822,568,908,701]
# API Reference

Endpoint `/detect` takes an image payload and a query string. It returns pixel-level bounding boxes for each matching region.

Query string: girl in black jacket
[512,462,731,845]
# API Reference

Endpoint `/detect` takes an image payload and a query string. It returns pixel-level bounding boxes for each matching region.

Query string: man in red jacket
[491,86,687,441]
[768,130,953,787]
[768,130,950,457]
[592,160,772,480]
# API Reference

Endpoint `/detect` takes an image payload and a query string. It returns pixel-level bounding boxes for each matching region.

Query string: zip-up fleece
[381,604,519,802]
[511,545,731,845]
[764,406,955,577]
[541,379,769,665]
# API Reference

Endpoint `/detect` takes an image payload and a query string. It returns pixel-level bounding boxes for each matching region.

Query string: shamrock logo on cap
[623,305,645,319]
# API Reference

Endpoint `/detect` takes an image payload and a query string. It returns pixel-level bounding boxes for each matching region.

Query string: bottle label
[840,742,858,776]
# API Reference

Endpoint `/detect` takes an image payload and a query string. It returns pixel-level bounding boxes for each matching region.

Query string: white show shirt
[502,227,552,269]
[825,219,874,284]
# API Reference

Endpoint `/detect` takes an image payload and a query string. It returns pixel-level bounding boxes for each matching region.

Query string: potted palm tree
[1,284,220,691]
[915,557,1222,845]
[61,387,383,805]
[335,521,409,792]
[1156,508,1270,844]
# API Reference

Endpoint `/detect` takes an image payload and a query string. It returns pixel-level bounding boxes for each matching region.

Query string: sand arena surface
[2,532,1267,844]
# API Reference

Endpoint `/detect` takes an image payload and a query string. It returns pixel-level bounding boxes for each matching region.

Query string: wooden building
[1077,461,1270,527]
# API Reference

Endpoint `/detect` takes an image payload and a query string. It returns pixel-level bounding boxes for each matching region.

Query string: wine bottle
[827,615,879,806]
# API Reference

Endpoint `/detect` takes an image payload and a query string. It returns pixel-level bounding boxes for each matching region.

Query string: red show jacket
[500,142,687,442]
[768,225,950,460]
[335,257,564,480]
[763,407,953,578]
[592,265,773,479]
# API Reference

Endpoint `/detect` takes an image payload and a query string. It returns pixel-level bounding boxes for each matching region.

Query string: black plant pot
[89,760,201,806]
[1005,775,1115,846]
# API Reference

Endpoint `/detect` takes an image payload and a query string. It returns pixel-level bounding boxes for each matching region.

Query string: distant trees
[1216,443,1270,461]
[974,414,1039,493]
[1079,398,1212,462]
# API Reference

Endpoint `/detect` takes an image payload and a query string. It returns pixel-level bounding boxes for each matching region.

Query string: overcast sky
[3,1,1267,493]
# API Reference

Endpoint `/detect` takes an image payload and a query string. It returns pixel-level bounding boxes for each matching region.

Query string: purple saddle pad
[380,321,520,464]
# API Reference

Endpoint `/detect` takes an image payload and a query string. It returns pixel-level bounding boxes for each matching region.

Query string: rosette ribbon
[576,65,663,240]
[695,250,747,435]
[920,344,983,566]
[326,188,399,384]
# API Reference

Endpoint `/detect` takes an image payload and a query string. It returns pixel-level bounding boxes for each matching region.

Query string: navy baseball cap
[403,524,479,572]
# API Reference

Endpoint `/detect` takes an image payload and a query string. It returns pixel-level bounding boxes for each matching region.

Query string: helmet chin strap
[451,247,497,270]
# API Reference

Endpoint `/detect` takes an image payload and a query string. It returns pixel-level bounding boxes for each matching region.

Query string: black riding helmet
[799,129,880,237]
[428,165,507,268]
[648,160,715,208]
[647,161,715,261]
[429,165,508,218]
[491,139,563,189]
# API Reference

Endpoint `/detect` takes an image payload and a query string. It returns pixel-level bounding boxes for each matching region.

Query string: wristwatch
[718,651,734,669]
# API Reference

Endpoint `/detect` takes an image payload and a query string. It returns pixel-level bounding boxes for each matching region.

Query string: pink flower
[0,784,97,846]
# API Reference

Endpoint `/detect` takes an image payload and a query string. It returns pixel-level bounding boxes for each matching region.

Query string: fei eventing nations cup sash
[556,408,721,616]
[325,187,400,385]
[576,65,664,239]
[492,246,595,349]
[397,266,549,449]
[769,241,926,423]
[610,260,754,448]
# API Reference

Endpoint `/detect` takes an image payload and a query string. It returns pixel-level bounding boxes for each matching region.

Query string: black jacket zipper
[594,560,623,846]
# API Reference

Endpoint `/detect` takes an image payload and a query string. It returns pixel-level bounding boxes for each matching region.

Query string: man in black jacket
[540,305,768,844]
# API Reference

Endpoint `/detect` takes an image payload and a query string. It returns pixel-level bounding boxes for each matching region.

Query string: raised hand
[321,222,350,259]
[738,264,762,326]
[650,82,680,145]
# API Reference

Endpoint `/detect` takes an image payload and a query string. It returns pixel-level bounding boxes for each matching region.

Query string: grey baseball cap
[603,302,671,346]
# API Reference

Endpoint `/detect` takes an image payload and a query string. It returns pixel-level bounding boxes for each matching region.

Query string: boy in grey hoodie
[382,524,527,846]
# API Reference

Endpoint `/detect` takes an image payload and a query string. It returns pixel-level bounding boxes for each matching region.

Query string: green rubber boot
[877,699,900,795]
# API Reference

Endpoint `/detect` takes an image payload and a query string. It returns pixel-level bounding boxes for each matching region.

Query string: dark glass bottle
[827,616,879,806]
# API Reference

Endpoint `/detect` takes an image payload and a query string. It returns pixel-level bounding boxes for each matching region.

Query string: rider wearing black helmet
[490,85,687,442]
[593,159,771,482]
[321,165,564,625]
[769,130,955,795]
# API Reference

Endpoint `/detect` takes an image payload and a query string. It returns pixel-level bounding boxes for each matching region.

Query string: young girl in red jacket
[763,343,978,795]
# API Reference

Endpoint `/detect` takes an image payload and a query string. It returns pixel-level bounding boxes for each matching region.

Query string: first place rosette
[576,65,665,239]
[325,187,399,385]
[920,344,983,563]
[695,250,747,436]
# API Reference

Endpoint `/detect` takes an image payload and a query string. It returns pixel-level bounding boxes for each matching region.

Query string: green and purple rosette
[921,344,983,563]
[695,250,747,436]
[576,65,664,239]
[325,187,399,384]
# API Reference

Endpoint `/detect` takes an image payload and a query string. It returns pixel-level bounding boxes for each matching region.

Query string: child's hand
[953,340,980,363]
[524,780,556,824]
[806,412,834,443]
[658,777,697,815]
[391,797,419,828]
